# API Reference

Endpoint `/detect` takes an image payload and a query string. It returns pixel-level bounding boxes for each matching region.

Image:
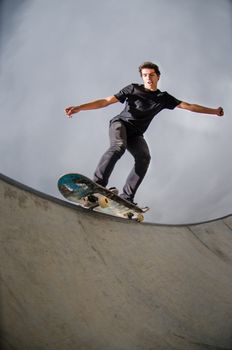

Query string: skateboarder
[65,61,224,204]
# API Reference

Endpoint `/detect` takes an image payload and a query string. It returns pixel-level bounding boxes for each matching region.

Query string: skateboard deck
[58,173,149,222]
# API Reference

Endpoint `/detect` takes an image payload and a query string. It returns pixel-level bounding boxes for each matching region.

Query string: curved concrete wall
[1,174,232,350]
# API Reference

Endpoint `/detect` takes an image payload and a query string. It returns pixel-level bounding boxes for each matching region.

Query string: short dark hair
[139,61,161,76]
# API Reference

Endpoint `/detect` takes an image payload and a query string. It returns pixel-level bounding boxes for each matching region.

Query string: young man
[65,62,224,205]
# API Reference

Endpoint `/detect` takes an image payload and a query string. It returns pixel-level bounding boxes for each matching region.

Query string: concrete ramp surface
[1,173,232,350]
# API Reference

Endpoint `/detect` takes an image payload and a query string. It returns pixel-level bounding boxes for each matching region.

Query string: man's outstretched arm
[65,95,119,118]
[177,101,224,117]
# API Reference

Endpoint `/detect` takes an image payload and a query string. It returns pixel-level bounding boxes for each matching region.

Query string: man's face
[141,68,159,91]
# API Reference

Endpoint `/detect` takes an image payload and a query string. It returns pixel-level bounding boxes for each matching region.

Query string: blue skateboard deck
[58,173,149,222]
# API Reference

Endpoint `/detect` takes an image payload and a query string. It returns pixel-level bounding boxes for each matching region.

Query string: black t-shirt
[112,83,181,135]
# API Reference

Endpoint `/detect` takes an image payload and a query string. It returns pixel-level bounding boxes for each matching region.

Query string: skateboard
[57,173,149,222]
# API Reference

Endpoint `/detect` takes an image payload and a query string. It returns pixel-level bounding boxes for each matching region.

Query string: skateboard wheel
[98,196,109,208]
[136,214,144,222]
[127,212,134,219]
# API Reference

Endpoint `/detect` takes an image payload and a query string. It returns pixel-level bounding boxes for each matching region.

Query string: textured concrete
[1,173,232,350]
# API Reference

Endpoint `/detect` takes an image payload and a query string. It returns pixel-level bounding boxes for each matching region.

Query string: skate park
[1,1,232,349]
[1,173,232,349]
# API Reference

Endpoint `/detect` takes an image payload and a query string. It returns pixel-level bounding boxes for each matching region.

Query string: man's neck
[144,84,158,92]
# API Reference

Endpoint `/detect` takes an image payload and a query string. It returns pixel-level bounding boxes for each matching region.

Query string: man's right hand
[65,96,119,118]
[65,106,80,118]
[216,107,224,117]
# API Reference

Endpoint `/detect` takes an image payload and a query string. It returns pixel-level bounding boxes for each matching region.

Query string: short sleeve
[165,92,181,110]
[114,84,134,104]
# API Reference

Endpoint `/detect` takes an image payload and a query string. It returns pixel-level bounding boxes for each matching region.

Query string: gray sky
[1,0,232,224]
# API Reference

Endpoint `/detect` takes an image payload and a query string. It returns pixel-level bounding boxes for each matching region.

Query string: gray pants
[93,121,151,201]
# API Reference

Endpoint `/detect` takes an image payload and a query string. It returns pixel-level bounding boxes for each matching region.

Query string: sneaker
[130,200,138,206]
[108,187,119,195]
[120,194,137,206]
